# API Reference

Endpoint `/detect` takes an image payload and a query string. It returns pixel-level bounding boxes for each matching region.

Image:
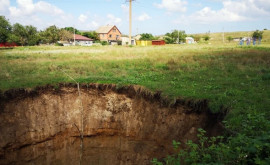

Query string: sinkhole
[0,84,224,165]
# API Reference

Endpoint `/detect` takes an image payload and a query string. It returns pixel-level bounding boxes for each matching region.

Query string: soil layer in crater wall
[0,84,224,165]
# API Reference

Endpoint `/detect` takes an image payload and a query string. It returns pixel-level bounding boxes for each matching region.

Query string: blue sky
[1,0,270,35]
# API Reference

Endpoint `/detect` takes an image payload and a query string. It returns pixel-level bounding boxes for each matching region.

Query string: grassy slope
[0,44,270,130]
[191,30,270,44]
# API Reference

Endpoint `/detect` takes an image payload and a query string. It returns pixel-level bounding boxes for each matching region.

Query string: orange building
[96,25,121,44]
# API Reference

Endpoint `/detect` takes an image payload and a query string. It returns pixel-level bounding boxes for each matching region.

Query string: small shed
[152,40,165,45]
[185,37,195,44]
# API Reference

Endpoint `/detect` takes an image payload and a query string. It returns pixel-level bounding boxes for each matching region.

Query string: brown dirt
[0,83,225,165]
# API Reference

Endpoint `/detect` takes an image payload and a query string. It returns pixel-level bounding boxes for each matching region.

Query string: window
[102,34,104,37]
[116,35,119,40]
[109,34,112,38]
[113,28,116,32]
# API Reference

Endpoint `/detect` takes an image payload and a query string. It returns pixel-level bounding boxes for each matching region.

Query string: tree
[139,33,156,41]
[8,24,39,46]
[227,36,233,42]
[25,25,39,46]
[41,25,60,44]
[64,27,81,35]
[164,30,186,44]
[0,16,12,43]
[11,23,27,46]
[252,30,263,39]
[82,31,99,41]
[164,35,175,44]
[59,29,73,41]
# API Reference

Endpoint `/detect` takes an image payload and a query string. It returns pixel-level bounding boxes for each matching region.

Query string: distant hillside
[190,30,270,44]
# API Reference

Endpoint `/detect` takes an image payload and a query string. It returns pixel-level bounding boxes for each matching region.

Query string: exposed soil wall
[0,84,224,165]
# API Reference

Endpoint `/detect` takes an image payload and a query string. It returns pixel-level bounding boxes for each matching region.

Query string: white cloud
[9,0,34,16]
[121,4,129,13]
[137,13,151,21]
[73,13,104,30]
[222,0,270,17]
[91,21,99,28]
[78,14,88,23]
[3,0,72,29]
[189,7,246,24]
[8,0,65,17]
[35,1,64,16]
[0,0,10,13]
[154,0,188,13]
[256,0,270,11]
[107,14,122,24]
[174,0,270,25]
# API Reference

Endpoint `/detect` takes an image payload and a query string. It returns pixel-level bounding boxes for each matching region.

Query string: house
[96,25,121,44]
[121,37,136,46]
[73,34,93,46]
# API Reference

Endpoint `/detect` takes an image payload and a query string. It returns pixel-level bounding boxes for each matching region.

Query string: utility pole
[128,0,135,45]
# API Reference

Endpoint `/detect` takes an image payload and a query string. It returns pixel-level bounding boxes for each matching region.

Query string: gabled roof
[96,25,121,34]
[75,34,93,41]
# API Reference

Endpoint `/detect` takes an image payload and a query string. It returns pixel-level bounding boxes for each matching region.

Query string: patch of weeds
[152,112,270,164]
[155,64,169,70]
[262,73,270,80]
[2,54,27,60]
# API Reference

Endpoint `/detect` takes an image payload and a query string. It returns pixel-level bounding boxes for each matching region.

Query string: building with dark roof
[74,34,93,46]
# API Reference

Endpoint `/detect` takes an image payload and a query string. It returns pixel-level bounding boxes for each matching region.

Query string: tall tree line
[0,16,100,46]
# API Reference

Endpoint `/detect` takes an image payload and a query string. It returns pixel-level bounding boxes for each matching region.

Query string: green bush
[152,111,270,165]
[203,36,210,41]
[101,41,108,45]
[55,42,63,46]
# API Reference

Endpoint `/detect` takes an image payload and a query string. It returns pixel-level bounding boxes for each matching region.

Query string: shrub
[227,36,233,42]
[55,42,63,46]
[203,36,210,41]
[101,41,108,45]
[252,30,263,39]
[152,111,270,165]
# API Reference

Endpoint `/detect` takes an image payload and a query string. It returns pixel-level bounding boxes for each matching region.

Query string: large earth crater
[0,84,224,165]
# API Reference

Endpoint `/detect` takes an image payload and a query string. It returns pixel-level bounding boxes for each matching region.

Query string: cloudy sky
[0,0,270,35]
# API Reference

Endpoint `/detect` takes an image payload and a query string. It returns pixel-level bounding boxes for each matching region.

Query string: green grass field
[192,30,270,44]
[1,43,270,128]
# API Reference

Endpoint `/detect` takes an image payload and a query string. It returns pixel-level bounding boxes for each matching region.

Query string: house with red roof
[73,34,94,46]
